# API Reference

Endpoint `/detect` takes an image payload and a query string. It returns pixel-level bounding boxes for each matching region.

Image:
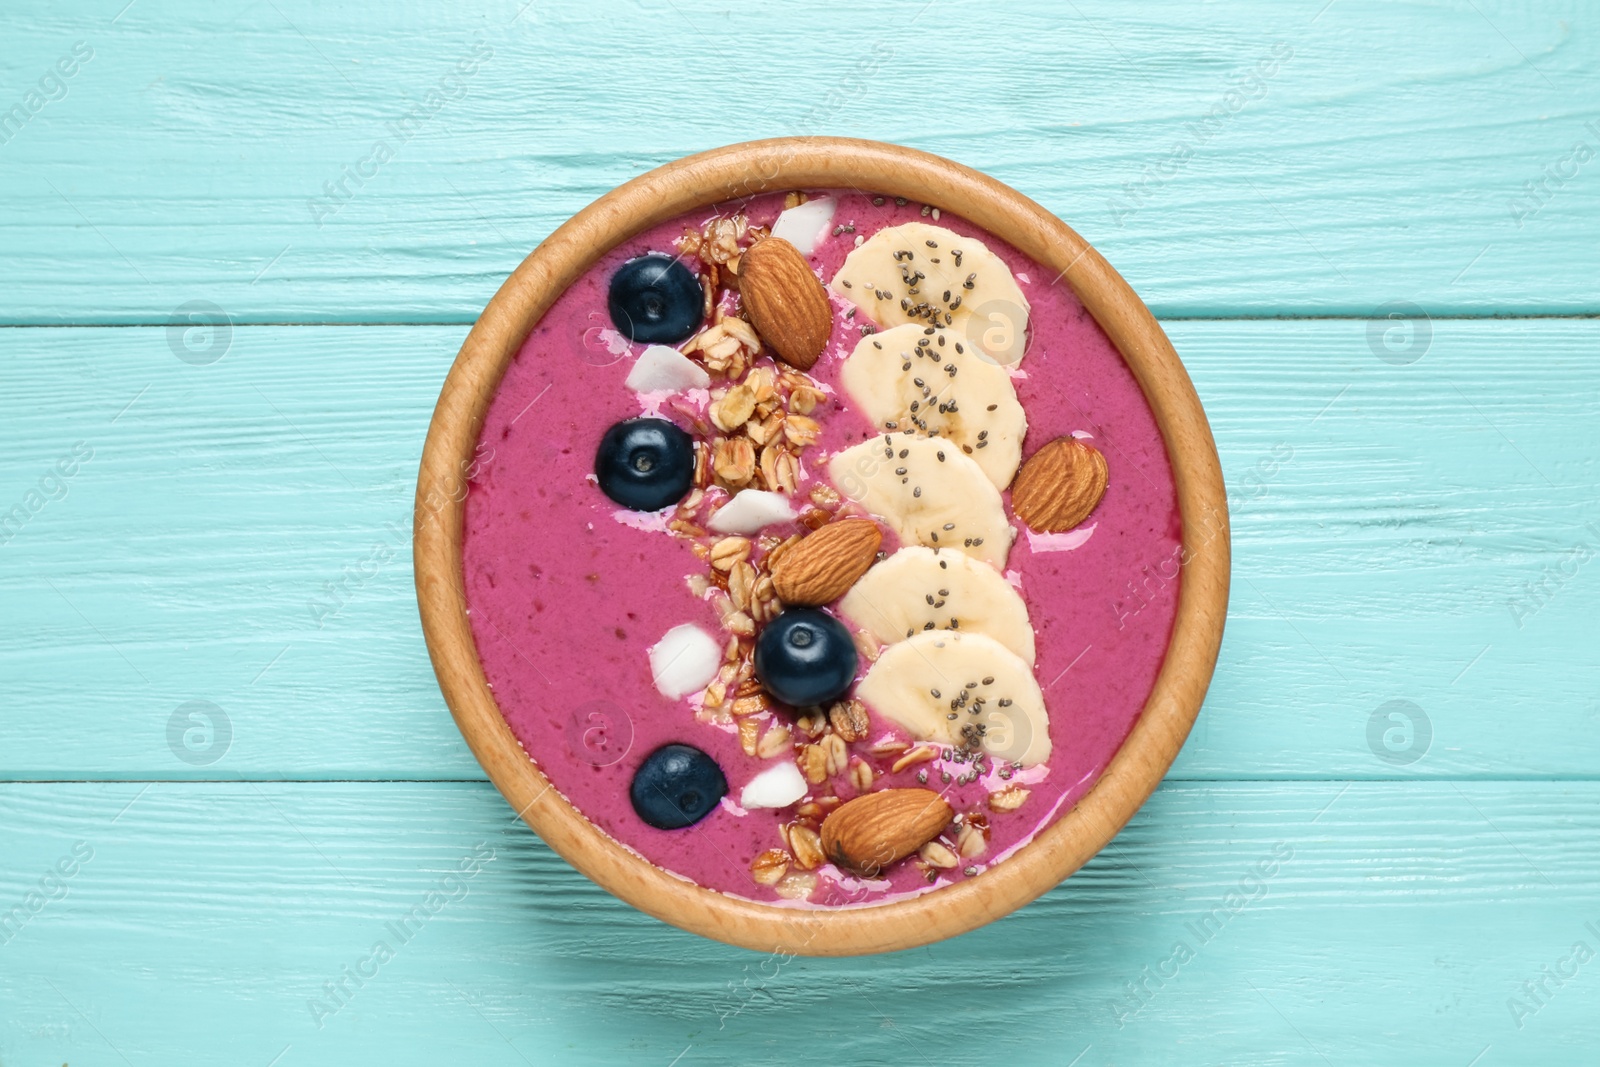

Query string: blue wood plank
[0,0,1595,323]
[0,321,1593,780]
[2,320,1596,779]
[1,781,1596,1066]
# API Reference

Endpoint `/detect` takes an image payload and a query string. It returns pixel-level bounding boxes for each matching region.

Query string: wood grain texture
[1,781,1597,1065]
[2,321,1595,780]
[0,0,1596,323]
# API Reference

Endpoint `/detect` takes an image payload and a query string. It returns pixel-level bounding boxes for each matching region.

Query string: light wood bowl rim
[414,137,1230,956]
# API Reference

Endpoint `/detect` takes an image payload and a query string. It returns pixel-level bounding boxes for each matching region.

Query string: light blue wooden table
[3,1,1598,1063]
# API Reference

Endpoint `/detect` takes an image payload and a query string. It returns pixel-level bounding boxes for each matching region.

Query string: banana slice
[839,323,1026,489]
[839,546,1035,665]
[828,435,1015,570]
[856,630,1051,767]
[830,222,1030,367]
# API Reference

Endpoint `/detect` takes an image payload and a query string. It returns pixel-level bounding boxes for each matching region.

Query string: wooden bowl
[415,137,1229,956]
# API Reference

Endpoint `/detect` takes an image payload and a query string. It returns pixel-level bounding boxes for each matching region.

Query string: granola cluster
[663,209,827,501]
[625,199,1032,898]
[682,486,854,720]
[656,208,849,657]
[743,730,1001,891]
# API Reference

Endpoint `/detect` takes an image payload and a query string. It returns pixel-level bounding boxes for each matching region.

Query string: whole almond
[820,788,954,876]
[1011,436,1109,532]
[769,519,881,606]
[739,237,832,371]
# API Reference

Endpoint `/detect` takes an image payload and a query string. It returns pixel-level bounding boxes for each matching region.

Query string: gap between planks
[3,776,1598,784]
[1,313,1600,330]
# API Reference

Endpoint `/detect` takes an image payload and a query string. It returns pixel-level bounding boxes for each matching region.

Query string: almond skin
[820,788,954,876]
[739,237,832,370]
[1011,436,1108,532]
[769,518,881,606]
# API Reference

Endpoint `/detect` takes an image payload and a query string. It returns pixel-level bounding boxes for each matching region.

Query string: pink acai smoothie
[461,191,1181,907]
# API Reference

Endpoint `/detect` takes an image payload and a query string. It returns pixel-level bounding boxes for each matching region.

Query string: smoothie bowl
[415,138,1228,955]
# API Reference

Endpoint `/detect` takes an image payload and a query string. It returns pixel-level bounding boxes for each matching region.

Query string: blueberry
[630,743,727,830]
[595,417,694,511]
[608,253,703,344]
[754,609,859,708]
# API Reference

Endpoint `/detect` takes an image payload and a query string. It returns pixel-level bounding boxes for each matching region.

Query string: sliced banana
[839,323,1026,489]
[856,630,1051,767]
[830,222,1030,367]
[828,436,1015,570]
[839,546,1035,665]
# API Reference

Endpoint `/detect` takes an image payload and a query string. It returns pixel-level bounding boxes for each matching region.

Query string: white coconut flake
[581,321,633,365]
[633,386,709,421]
[739,762,808,809]
[611,509,672,533]
[648,623,722,700]
[626,344,711,393]
[707,489,797,534]
[1025,523,1097,553]
[770,197,837,256]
